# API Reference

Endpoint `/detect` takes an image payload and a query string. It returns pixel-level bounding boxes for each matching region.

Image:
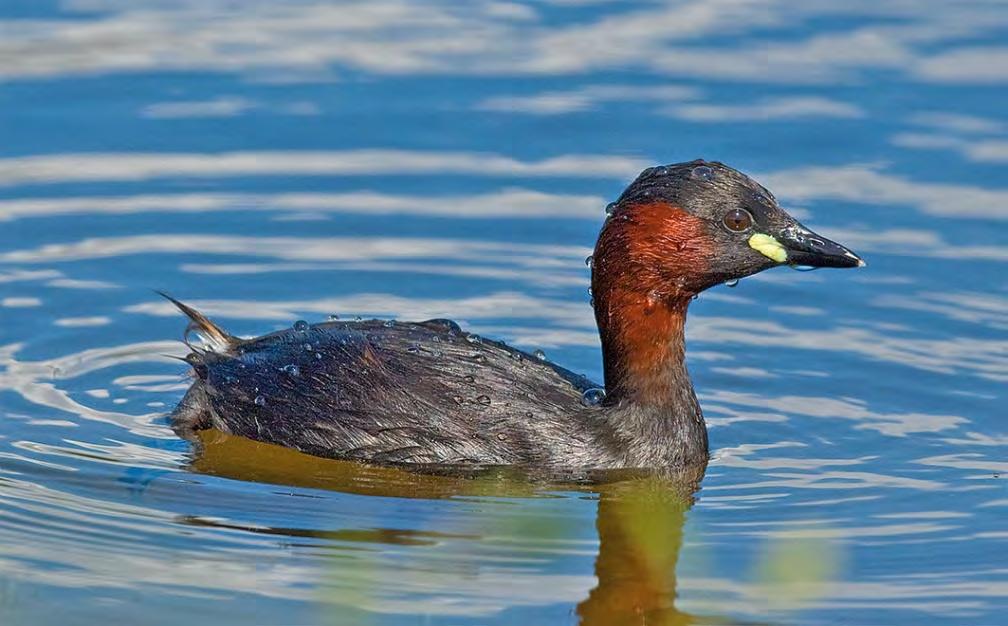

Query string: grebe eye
[723,208,753,232]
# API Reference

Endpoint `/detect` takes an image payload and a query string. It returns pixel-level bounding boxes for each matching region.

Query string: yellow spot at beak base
[748,233,788,263]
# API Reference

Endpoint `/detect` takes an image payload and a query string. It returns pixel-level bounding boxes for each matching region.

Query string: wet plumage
[170,160,863,472]
[172,315,618,467]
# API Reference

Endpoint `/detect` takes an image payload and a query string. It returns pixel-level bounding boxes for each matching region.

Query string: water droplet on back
[534,349,547,361]
[476,395,491,405]
[604,202,617,216]
[254,395,267,406]
[581,387,606,407]
[328,313,340,321]
[383,319,395,328]
[584,255,594,268]
[293,320,309,332]
[463,374,476,384]
[691,165,715,181]
[466,333,481,344]
[280,364,300,377]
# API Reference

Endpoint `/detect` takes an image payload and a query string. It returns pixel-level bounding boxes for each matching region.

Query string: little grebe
[169,160,862,470]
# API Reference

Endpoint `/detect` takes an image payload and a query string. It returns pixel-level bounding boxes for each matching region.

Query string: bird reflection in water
[185,430,718,625]
[577,474,705,626]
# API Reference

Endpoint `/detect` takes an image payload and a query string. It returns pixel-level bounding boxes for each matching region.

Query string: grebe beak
[749,222,865,269]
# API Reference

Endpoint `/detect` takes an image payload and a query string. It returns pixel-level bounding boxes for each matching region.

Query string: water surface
[1,1,1007,624]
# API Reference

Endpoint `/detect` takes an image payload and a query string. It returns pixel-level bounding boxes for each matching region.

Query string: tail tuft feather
[157,291,237,353]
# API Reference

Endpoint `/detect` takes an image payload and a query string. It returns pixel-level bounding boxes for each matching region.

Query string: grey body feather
[170,314,706,471]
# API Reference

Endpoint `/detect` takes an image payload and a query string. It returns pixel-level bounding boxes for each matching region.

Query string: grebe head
[593,159,863,300]
[590,160,863,404]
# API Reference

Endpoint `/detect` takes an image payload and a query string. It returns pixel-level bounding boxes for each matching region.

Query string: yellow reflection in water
[192,429,549,499]
[578,476,702,626]
[191,431,842,625]
[752,531,843,611]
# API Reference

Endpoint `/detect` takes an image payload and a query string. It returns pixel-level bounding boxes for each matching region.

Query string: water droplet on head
[654,165,668,176]
[476,395,491,405]
[466,333,481,344]
[303,342,313,351]
[280,364,300,377]
[463,374,475,384]
[452,395,464,405]
[534,349,547,361]
[691,165,715,181]
[584,255,594,268]
[604,202,618,217]
[383,319,395,328]
[510,351,522,361]
[725,278,739,288]
[315,352,323,360]
[407,343,420,353]
[328,313,340,321]
[254,395,266,406]
[581,387,606,407]
[293,320,309,332]
[354,316,363,322]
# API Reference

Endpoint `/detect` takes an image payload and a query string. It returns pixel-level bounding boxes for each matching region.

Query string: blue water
[1,1,1007,624]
